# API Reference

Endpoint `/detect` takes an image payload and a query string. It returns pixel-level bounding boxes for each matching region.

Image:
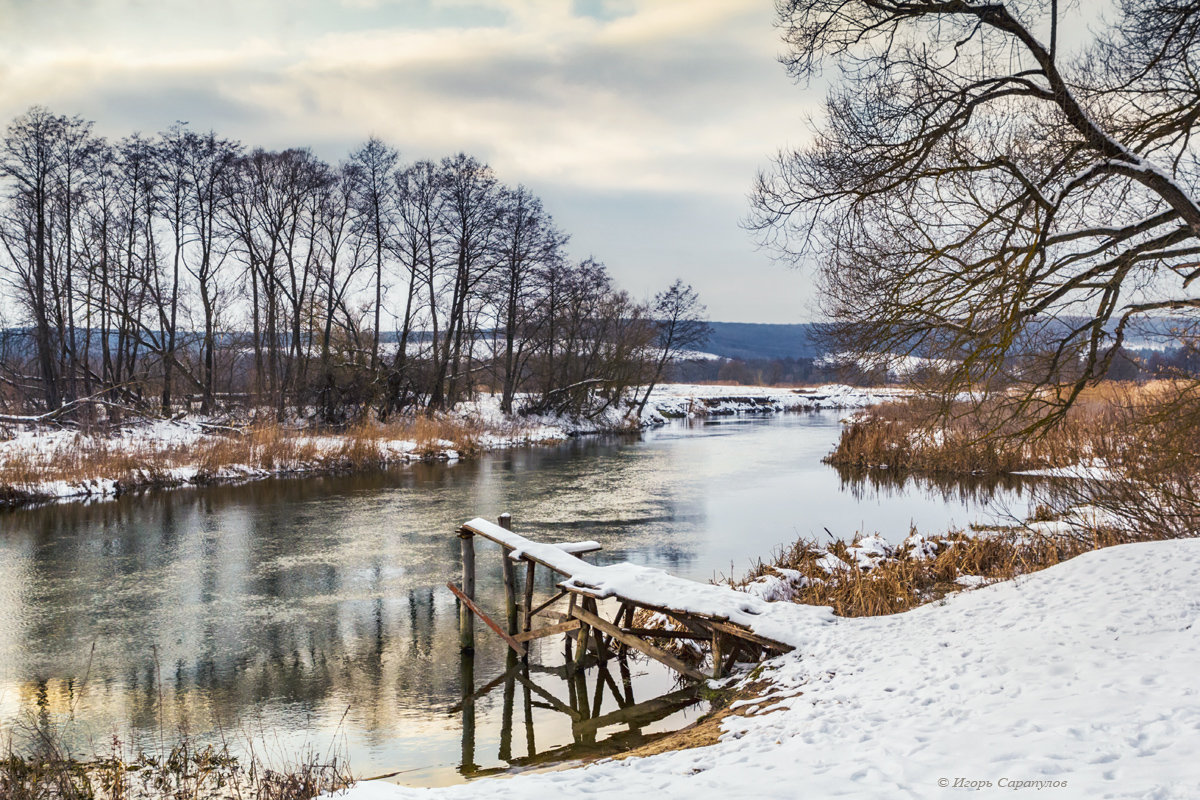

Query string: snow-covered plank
[460,517,833,651]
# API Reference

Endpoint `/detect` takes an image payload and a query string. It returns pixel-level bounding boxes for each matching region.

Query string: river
[0,411,1033,785]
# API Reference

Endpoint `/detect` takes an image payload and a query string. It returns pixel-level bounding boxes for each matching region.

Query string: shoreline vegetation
[2,380,1191,798]
[0,383,904,509]
[0,728,351,800]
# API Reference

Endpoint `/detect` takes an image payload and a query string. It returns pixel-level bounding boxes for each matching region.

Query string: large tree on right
[752,0,1200,427]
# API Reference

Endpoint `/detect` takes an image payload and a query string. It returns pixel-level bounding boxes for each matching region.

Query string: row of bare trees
[0,107,708,425]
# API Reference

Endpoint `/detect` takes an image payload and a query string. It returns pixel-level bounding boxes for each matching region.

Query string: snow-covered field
[0,384,895,505]
[648,382,907,418]
[332,539,1200,799]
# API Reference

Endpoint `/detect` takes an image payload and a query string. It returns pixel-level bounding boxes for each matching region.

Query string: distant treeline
[670,346,1200,388]
[0,107,706,423]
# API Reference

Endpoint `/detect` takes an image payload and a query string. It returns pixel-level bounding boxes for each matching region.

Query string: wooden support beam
[566,585,793,654]
[513,619,581,643]
[706,619,791,654]
[498,514,518,635]
[522,560,536,633]
[531,591,569,619]
[447,582,526,657]
[624,627,711,641]
[588,598,609,663]
[457,528,476,652]
[573,605,592,669]
[712,632,725,679]
[722,639,743,676]
[570,605,707,682]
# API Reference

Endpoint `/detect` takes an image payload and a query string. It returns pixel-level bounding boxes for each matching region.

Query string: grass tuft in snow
[724,518,1162,618]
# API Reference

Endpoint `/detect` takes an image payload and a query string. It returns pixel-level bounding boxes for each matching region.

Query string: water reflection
[453,647,702,782]
[0,412,1029,783]
[833,464,1038,505]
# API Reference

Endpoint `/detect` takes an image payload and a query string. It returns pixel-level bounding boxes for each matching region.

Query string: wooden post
[458,527,476,652]
[499,514,518,635]
[522,560,536,633]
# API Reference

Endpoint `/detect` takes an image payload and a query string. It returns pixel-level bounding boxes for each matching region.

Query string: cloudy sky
[0,0,822,322]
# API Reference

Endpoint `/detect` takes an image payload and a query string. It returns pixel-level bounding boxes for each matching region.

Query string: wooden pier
[449,514,793,683]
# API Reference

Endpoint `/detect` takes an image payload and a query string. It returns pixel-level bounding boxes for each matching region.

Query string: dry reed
[728,523,1159,619]
[0,414,523,505]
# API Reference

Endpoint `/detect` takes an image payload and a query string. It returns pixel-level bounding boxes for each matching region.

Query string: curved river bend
[0,412,1031,785]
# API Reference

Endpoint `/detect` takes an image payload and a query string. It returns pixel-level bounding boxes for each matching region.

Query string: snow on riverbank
[0,384,897,506]
[648,382,908,418]
[332,539,1200,799]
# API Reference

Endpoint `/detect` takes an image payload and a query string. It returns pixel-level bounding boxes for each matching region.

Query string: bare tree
[429,154,500,410]
[349,138,400,375]
[636,279,710,417]
[493,185,568,413]
[751,0,1200,428]
[0,106,670,426]
[0,108,67,409]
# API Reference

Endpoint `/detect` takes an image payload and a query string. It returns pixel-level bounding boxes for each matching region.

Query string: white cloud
[0,0,822,321]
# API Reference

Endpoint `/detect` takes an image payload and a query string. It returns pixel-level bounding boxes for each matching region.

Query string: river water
[0,412,1033,785]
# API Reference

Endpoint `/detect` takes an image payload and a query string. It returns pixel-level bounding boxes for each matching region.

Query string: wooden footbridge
[449,514,794,682]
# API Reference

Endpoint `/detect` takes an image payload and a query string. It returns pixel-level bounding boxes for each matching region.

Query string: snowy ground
[647,382,907,418]
[331,539,1200,799]
[0,384,895,505]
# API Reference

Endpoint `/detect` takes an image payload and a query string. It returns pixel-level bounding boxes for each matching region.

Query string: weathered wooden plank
[447,582,526,657]
[706,619,791,653]
[513,619,581,643]
[624,627,710,641]
[564,584,793,654]
[462,519,595,577]
[532,596,570,620]
[570,605,706,682]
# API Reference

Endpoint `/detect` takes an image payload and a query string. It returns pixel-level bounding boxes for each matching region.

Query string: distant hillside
[701,322,824,361]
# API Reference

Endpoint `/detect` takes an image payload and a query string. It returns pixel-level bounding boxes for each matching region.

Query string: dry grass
[0,728,350,800]
[0,414,516,505]
[824,383,1155,475]
[728,523,1158,619]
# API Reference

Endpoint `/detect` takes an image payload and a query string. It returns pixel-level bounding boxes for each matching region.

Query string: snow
[648,383,908,418]
[465,517,831,647]
[329,539,1200,799]
[0,384,900,506]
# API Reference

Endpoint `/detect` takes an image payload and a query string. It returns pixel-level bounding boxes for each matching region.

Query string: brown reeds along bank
[824,380,1200,539]
[823,380,1195,476]
[0,728,350,800]
[0,415,514,508]
[725,523,1163,620]
[824,392,1118,476]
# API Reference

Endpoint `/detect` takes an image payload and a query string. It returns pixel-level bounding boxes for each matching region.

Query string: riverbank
[0,384,902,508]
[334,536,1200,799]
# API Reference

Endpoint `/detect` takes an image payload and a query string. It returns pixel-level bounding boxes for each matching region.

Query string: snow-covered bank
[648,382,907,418]
[332,539,1200,799]
[0,384,895,507]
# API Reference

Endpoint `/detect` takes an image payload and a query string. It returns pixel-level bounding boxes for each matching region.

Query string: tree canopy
[751,0,1200,425]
